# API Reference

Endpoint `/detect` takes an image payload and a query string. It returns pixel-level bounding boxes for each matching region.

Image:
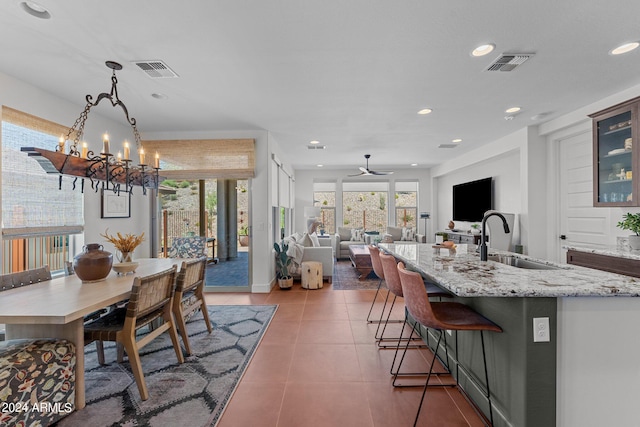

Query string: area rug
[332,260,383,290]
[205,252,249,287]
[55,305,277,427]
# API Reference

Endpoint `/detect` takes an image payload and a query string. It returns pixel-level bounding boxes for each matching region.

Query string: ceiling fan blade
[370,170,394,175]
[347,171,366,177]
[359,166,368,173]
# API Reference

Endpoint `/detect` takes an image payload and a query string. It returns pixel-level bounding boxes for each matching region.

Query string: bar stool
[378,252,451,357]
[396,261,503,427]
[366,245,402,326]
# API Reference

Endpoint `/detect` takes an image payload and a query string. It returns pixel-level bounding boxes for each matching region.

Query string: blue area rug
[206,252,249,287]
[55,305,277,427]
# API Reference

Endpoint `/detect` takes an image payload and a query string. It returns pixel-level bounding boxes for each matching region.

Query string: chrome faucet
[480,212,510,261]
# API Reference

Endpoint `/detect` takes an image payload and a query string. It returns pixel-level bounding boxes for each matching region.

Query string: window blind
[2,106,84,238]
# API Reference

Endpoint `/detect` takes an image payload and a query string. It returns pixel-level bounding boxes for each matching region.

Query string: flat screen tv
[452,177,493,222]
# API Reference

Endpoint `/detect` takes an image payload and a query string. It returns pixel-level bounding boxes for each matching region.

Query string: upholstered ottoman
[0,339,76,425]
[301,261,323,289]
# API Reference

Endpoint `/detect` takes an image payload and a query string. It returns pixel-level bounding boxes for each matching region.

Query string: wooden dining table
[0,258,182,410]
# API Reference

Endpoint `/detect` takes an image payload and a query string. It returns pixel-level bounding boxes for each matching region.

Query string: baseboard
[252,280,275,293]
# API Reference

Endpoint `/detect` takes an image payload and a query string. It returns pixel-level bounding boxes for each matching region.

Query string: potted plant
[470,223,480,235]
[238,225,249,247]
[273,240,293,289]
[617,213,640,250]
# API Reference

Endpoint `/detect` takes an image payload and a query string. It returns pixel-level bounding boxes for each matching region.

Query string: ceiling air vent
[132,60,179,78]
[486,53,534,72]
[307,145,326,150]
[438,144,457,149]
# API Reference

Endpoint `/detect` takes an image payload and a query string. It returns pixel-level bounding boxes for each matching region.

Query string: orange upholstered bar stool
[366,245,390,323]
[378,252,451,357]
[396,261,503,427]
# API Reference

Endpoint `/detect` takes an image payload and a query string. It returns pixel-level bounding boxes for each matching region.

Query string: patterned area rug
[55,305,277,427]
[332,260,383,290]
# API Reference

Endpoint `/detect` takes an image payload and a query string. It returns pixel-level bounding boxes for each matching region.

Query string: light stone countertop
[379,242,640,298]
[563,244,640,260]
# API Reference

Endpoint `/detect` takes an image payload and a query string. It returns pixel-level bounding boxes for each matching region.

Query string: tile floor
[205,283,486,427]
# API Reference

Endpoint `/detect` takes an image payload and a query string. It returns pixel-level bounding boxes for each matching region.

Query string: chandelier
[21,60,160,196]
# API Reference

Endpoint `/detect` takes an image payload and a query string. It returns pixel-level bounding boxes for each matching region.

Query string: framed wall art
[101,189,131,218]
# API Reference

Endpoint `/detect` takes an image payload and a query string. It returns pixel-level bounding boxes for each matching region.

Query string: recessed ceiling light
[310,140,320,144]
[471,44,495,57]
[411,163,418,167]
[417,108,432,115]
[316,164,323,168]
[505,107,521,114]
[452,138,462,143]
[610,42,639,55]
[20,1,51,19]
[151,93,168,100]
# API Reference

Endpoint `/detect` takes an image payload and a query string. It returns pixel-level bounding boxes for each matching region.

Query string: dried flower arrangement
[100,229,145,253]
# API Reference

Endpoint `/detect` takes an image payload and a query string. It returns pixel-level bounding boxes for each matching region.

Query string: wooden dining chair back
[84,265,184,400]
[173,257,212,355]
[0,266,51,292]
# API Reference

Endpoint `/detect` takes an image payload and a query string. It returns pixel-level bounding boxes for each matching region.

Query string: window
[2,109,84,237]
[342,182,388,232]
[313,183,336,234]
[2,107,84,272]
[395,182,418,229]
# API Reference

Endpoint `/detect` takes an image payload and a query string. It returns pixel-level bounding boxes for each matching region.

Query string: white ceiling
[1,1,639,172]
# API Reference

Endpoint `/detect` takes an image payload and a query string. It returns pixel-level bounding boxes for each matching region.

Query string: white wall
[430,129,526,249]
[0,71,152,262]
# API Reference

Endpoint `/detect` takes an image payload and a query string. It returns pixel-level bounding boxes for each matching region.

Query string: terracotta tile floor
[205,283,486,427]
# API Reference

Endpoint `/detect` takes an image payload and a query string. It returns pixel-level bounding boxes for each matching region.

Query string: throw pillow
[401,227,416,241]
[350,228,364,242]
[309,232,320,247]
[382,234,394,243]
[301,233,314,247]
[338,227,352,241]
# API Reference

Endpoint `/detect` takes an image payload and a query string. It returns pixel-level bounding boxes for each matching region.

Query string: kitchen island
[379,242,640,427]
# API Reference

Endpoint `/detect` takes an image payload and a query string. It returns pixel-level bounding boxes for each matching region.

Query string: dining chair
[0,266,52,340]
[84,265,184,400]
[168,236,207,258]
[173,256,212,355]
[0,265,51,291]
[396,262,503,426]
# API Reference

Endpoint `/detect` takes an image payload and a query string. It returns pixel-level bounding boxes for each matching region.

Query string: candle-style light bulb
[117,151,122,162]
[123,141,130,160]
[58,135,65,153]
[154,151,160,168]
[81,142,88,159]
[139,147,145,164]
[103,133,110,154]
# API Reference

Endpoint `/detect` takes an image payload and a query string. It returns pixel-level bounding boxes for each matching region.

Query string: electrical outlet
[533,317,550,342]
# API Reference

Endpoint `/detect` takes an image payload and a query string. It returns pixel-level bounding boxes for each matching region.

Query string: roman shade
[142,139,255,180]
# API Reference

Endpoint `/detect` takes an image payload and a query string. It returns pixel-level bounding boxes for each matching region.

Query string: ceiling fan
[349,154,394,176]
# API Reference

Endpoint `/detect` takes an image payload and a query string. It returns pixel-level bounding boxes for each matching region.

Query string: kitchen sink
[487,254,560,270]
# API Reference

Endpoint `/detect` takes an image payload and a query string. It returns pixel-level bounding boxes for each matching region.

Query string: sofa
[281,232,334,283]
[335,226,425,259]
[0,338,76,425]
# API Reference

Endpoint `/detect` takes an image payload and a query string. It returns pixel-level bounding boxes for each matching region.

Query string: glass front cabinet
[590,96,640,207]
